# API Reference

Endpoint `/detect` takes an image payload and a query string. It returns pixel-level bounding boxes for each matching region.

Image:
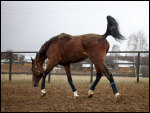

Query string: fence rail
[1,51,149,83]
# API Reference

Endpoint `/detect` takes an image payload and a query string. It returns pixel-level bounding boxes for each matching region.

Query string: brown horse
[31,16,125,102]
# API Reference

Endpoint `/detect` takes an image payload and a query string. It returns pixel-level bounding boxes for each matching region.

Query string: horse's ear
[31,57,34,63]
[31,57,35,65]
[31,57,33,61]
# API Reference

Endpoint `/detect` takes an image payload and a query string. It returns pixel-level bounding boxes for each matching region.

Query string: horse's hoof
[74,91,79,98]
[88,94,93,98]
[74,95,79,98]
[88,90,94,98]
[116,94,122,103]
[41,89,46,97]
[41,92,46,97]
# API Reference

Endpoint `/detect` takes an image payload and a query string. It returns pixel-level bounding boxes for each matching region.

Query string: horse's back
[57,33,88,65]
[46,33,109,65]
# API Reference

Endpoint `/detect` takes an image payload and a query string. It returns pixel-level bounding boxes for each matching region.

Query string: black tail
[104,16,125,41]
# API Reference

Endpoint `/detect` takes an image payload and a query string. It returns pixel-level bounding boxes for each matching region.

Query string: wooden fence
[1,51,149,83]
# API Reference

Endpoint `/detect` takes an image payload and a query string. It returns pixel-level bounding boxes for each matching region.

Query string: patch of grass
[1,74,149,85]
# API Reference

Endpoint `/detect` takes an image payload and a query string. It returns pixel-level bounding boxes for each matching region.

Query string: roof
[82,64,95,67]
[113,60,134,68]
[113,60,133,63]
[118,64,133,68]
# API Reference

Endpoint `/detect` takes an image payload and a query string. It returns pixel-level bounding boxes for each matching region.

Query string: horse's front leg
[67,73,79,98]
[64,64,79,98]
[41,71,47,97]
[40,62,57,97]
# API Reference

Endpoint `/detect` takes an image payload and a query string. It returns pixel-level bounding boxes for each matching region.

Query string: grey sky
[1,1,149,52]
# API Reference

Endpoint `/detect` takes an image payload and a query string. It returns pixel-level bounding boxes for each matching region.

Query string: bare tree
[111,44,120,60]
[127,30,148,51]
[1,49,24,62]
[1,49,13,60]
[138,31,149,51]
[112,44,120,51]
[127,31,149,76]
[106,44,121,68]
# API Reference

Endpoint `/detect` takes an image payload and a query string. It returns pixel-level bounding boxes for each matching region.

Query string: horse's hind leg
[88,72,103,98]
[64,64,79,98]
[88,61,121,102]
[98,63,122,102]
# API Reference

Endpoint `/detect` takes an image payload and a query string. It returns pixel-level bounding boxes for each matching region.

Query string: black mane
[36,35,59,62]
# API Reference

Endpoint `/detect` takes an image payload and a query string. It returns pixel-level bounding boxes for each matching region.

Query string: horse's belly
[71,53,88,63]
[59,52,88,65]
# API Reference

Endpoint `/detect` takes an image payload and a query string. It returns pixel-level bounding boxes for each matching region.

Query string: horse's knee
[90,73,103,91]
[107,74,114,83]
[67,74,76,92]
[41,71,48,79]
[67,74,72,82]
[96,73,103,80]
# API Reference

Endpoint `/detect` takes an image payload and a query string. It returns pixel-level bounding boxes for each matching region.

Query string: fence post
[90,63,93,83]
[9,52,12,81]
[48,72,51,83]
[137,52,140,83]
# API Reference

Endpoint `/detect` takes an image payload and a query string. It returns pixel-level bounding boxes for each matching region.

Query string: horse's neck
[35,53,46,73]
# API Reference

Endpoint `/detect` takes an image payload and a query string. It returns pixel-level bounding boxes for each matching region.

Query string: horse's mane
[36,35,59,62]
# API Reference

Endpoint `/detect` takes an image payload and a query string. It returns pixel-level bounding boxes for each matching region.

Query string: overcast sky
[1,1,149,53]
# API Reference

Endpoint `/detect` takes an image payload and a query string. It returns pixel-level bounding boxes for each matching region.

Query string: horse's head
[31,57,42,87]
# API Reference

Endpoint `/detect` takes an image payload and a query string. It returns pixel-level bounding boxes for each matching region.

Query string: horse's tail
[103,15,125,41]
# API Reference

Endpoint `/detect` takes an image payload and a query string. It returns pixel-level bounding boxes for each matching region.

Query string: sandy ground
[1,74,149,112]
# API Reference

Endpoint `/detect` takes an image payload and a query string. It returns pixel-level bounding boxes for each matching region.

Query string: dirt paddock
[1,74,149,112]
